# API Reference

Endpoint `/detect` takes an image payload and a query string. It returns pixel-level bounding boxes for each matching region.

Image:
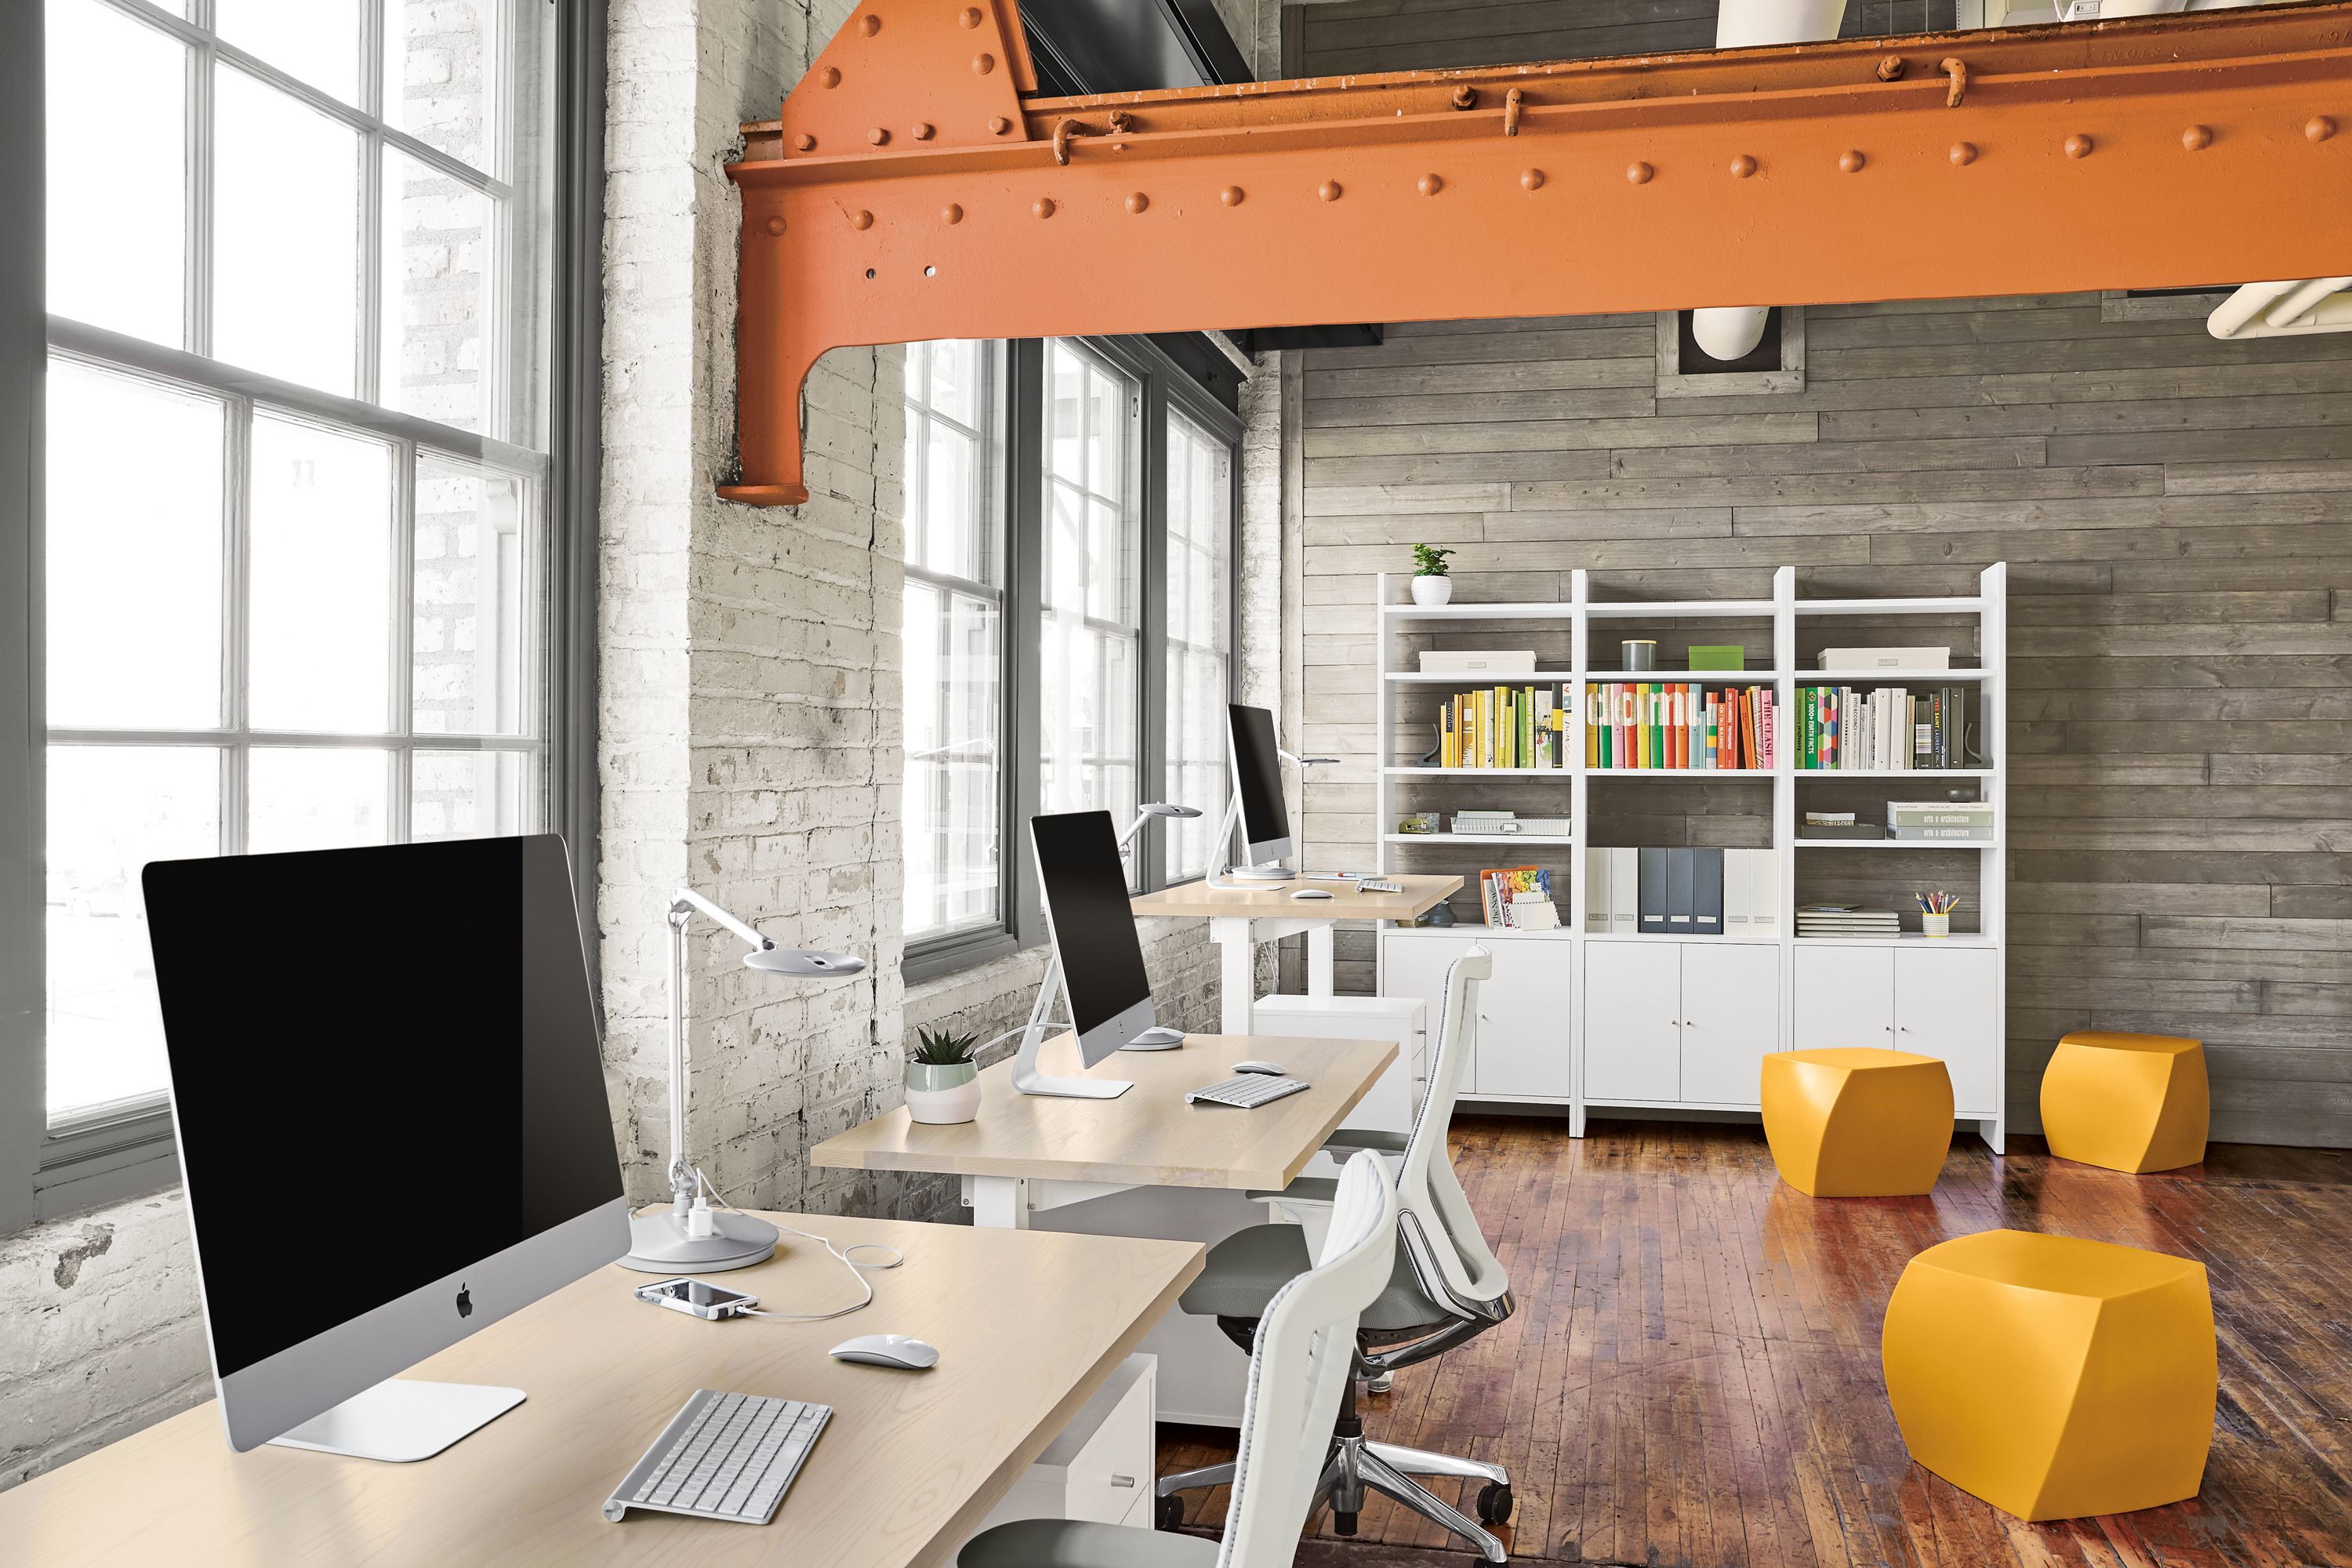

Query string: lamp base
[1123,1026,1186,1051]
[1225,865,1296,882]
[619,1208,779,1274]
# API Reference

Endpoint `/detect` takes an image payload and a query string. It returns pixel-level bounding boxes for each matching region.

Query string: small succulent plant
[910,1026,980,1066]
[1411,543,1455,577]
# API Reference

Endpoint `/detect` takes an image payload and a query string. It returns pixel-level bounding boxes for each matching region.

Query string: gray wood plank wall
[1287,0,2352,1149]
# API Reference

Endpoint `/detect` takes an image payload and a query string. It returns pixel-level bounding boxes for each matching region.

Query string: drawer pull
[1109,1474,1138,1488]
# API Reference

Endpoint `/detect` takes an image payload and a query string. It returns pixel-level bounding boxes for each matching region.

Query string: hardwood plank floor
[1156,1116,2352,1566]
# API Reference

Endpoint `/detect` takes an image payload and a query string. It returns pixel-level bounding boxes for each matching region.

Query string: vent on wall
[1657,307,1806,397]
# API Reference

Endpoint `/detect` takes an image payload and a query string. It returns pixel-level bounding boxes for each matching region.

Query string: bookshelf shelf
[1370,564,2008,1152]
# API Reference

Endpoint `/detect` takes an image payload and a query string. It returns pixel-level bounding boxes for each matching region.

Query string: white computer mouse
[1233,1060,1285,1076]
[829,1334,940,1370]
[1290,887,1334,901]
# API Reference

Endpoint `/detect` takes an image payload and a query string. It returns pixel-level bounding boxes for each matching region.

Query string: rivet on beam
[1950,140,1976,165]
[1418,173,1443,195]
[851,209,873,229]
[1108,111,1136,134]
[1838,149,1865,173]
[2064,132,2093,158]
[1877,55,1904,82]
[1450,85,1477,111]
[989,116,1011,136]
[1730,154,1757,178]
[913,122,935,141]
[869,127,889,146]
[1626,161,1653,184]
[1034,197,1056,219]
[2183,125,2212,151]
[974,52,996,74]
[1319,180,1342,201]
[794,132,816,152]
[2310,115,2338,142]
[820,66,840,88]
[858,13,879,35]
[1221,186,1244,206]
[959,5,982,26]
[942,203,963,224]
[765,215,786,235]
[1520,168,1544,191]
[1127,191,1149,213]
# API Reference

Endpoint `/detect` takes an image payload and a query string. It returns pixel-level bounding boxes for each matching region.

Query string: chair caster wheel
[1156,1494,1185,1531]
[1334,1509,1359,1537]
[1366,1371,1394,1395]
[1477,1481,1513,1525]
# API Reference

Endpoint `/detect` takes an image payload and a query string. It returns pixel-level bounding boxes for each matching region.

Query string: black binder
[1638,848,1668,934]
[1690,848,1724,936]
[1665,848,1694,931]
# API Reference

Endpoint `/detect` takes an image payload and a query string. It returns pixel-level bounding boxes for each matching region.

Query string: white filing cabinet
[972,1354,1156,1534]
[1377,931,1571,1104]
[1583,939,1782,1107]
[1252,992,1426,1144]
[1791,943,1999,1116]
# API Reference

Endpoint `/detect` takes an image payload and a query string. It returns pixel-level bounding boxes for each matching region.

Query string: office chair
[1157,947,1515,1564]
[956,1150,1402,1568]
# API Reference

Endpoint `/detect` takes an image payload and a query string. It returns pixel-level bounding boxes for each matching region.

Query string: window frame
[0,0,608,1231]
[904,334,1242,985]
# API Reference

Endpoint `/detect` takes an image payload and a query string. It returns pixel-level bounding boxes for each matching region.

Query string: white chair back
[1217,1151,1399,1568]
[1396,946,1510,1308]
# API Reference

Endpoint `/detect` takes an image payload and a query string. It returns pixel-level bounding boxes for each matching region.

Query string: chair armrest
[1244,1176,1341,1206]
[1320,1129,1409,1156]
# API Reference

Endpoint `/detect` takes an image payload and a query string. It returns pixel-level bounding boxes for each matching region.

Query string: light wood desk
[811,1030,1396,1228]
[0,1213,1202,1568]
[1130,874,1461,1033]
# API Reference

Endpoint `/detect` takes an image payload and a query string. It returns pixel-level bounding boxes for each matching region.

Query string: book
[1436,684,1569,770]
[1587,682,1775,770]
[1797,684,1975,771]
[1480,866,1552,928]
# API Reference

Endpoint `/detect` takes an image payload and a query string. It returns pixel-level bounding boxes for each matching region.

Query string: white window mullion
[358,126,383,406]
[185,10,214,359]
[222,389,252,855]
[388,437,416,842]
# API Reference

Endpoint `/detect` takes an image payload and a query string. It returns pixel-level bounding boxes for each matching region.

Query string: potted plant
[905,1027,982,1124]
[1410,543,1455,607]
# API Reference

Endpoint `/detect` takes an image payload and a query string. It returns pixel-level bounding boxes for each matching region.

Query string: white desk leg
[1307,924,1334,999]
[968,1175,1030,1229]
[1211,917,1256,1036]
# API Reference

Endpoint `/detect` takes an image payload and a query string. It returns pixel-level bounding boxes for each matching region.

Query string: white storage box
[1419,650,1536,675]
[1450,815,1572,837]
[1817,646,1951,670]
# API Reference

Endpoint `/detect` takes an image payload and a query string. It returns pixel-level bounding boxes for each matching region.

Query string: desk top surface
[811,1032,1399,1189]
[1130,873,1461,922]
[0,1213,1203,1568]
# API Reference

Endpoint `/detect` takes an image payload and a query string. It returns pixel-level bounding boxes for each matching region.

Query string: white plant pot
[1410,575,1454,608]
[904,1063,982,1124]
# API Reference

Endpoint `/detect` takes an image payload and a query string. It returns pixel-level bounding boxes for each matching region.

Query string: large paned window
[902,341,1004,944]
[13,0,593,1221]
[899,336,1240,979]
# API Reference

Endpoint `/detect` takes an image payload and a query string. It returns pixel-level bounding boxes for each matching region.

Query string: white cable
[692,1170,905,1323]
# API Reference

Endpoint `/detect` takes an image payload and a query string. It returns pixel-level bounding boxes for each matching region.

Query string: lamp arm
[666,904,695,1203]
[671,887,771,952]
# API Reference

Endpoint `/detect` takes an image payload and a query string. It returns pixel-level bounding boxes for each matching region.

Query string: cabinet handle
[1882,1025,1893,1033]
[1898,1025,1910,1033]
[1109,1475,1138,1489]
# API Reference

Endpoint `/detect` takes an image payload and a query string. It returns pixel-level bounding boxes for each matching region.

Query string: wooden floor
[1157,1116,2352,1568]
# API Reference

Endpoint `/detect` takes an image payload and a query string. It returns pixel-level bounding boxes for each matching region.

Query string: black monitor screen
[141,836,622,1377]
[1029,811,1153,1040]
[1229,704,1290,856]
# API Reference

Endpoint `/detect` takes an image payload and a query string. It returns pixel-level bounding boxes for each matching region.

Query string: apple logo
[455,1283,473,1319]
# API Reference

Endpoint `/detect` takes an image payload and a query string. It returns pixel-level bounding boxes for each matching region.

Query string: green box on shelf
[1688,646,1746,671]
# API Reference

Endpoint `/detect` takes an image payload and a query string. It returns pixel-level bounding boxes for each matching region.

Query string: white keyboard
[603,1388,831,1525]
[1358,878,1403,894]
[1186,1075,1310,1109]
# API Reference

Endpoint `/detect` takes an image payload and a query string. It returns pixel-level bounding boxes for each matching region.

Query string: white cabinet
[1378,932,1573,1102]
[1793,944,1999,1116]
[1584,940,1781,1106]
[1680,942,1784,1105]
[1582,942,1681,1102]
[972,1355,1155,1534]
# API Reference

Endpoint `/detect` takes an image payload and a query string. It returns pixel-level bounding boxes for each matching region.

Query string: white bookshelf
[1370,564,2009,1151]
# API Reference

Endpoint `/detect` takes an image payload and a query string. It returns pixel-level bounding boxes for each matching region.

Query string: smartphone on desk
[636,1277,760,1320]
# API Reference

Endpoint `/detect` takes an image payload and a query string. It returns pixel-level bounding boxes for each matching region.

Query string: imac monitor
[1227,703,1293,869]
[141,834,630,1459]
[1029,811,1158,1067]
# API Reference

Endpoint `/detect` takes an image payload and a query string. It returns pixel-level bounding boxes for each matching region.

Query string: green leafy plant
[910,1026,980,1066]
[1411,543,1455,578]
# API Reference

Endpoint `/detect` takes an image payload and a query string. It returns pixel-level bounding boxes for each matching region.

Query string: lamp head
[744,946,866,977]
[1140,801,1201,818]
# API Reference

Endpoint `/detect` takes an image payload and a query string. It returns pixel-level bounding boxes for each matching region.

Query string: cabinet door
[1381,935,1482,1094]
[1471,942,1572,1099]
[1791,944,1896,1048]
[1679,942,1781,1106]
[1895,946,1998,1115]
[1581,942,1682,1102]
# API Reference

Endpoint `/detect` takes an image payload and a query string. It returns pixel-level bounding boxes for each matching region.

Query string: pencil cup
[1923,913,1951,938]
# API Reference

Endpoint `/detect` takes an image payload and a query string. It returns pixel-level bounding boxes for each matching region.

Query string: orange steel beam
[724,1,2352,506]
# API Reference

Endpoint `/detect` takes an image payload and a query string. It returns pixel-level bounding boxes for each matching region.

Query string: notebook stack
[1796,903,1901,938]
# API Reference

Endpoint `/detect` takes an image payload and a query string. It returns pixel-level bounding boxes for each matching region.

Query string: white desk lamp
[1011,802,1196,1099]
[1208,747,1340,891]
[619,889,865,1275]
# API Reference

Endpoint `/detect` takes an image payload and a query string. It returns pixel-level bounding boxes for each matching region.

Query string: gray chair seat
[1179,1222,1446,1333]
[957,1516,1218,1568]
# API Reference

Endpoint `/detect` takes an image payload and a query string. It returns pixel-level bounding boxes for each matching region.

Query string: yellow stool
[1882,1229,2215,1520]
[2041,1032,2209,1174]
[1761,1048,1953,1197]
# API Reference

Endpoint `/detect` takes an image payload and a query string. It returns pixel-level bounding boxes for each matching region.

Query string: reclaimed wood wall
[1288,2,2352,1146]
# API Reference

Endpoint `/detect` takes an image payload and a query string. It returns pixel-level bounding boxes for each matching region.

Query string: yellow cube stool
[2041,1031,2209,1174]
[1882,1229,2215,1520]
[1761,1048,1953,1197]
